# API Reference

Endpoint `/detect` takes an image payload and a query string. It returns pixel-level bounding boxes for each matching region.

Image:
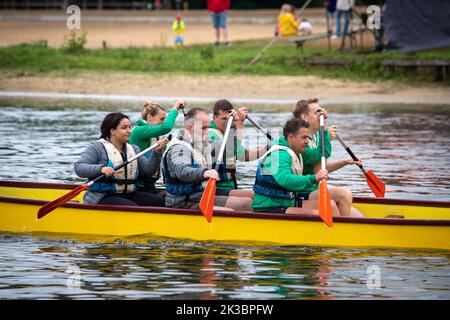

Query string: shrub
[63,31,87,53]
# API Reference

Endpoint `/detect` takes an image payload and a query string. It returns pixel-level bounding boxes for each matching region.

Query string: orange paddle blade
[199,178,216,223]
[365,170,385,198]
[318,180,333,228]
[37,184,89,219]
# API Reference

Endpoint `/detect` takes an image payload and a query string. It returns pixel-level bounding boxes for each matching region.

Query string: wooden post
[325,9,331,51]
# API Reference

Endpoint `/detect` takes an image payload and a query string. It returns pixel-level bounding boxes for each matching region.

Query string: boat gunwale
[1,194,449,227]
[1,180,449,208]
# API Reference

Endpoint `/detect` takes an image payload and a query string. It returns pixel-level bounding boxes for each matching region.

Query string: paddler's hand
[317,107,329,124]
[174,99,187,111]
[228,110,243,129]
[327,124,338,140]
[342,158,362,167]
[101,167,115,177]
[155,137,170,152]
[203,169,220,181]
[236,106,248,122]
[315,169,329,182]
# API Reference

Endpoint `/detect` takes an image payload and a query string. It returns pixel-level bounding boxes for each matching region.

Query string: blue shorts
[174,35,184,44]
[211,12,227,29]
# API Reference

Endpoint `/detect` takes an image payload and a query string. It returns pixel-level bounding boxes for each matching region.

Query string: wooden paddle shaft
[247,115,273,141]
[335,134,367,174]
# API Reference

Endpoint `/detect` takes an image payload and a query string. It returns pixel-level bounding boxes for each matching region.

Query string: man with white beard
[162,107,237,210]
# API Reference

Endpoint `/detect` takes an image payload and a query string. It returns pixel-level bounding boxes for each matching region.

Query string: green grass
[1,40,449,83]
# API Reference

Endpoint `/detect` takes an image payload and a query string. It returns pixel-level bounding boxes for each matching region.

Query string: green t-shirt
[300,131,332,192]
[129,109,179,186]
[129,109,179,152]
[251,137,318,211]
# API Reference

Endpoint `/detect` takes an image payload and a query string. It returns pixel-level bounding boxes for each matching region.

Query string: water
[0,234,449,300]
[0,104,449,299]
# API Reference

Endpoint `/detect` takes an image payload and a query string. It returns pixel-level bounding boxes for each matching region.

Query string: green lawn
[1,39,449,83]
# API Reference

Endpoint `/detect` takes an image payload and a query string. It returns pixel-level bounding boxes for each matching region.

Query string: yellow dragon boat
[0,180,449,250]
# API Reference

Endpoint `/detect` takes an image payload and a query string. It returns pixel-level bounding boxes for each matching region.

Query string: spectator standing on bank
[324,0,337,37]
[207,0,230,46]
[174,0,183,10]
[336,0,354,37]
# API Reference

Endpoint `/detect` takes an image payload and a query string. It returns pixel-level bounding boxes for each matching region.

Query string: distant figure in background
[324,0,337,37]
[207,0,230,46]
[172,14,185,49]
[278,4,299,37]
[336,0,354,37]
[154,0,161,10]
[174,0,183,10]
[298,18,313,35]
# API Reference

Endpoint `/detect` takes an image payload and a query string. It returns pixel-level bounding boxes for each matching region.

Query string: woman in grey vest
[74,112,168,206]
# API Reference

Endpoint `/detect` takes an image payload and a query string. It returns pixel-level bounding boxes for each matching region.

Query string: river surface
[0,104,449,299]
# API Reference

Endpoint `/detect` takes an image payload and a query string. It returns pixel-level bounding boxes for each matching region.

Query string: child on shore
[172,14,185,49]
[298,18,313,35]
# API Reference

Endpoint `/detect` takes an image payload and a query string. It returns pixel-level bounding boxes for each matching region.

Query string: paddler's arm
[268,151,318,191]
[166,144,206,183]
[134,109,179,139]
[74,142,105,179]
[301,130,332,166]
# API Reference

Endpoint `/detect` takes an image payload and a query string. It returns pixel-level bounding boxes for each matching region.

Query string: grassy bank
[1,39,449,83]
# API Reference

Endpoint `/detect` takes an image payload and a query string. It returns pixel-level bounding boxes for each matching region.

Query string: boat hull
[0,181,449,250]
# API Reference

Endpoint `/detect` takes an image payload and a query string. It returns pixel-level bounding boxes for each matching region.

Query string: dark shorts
[216,189,231,196]
[211,12,227,29]
[295,192,310,207]
[253,207,288,214]
[171,195,228,209]
[99,191,164,207]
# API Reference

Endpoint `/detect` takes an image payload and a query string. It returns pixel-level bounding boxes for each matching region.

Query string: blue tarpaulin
[384,0,450,52]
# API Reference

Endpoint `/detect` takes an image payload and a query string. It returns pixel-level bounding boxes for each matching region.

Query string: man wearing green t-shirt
[209,99,268,199]
[252,118,339,215]
[293,98,364,217]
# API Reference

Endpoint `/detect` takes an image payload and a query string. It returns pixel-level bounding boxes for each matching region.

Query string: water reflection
[0,234,449,300]
[0,105,449,199]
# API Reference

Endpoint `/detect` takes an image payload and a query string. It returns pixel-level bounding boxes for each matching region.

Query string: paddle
[246,115,273,141]
[37,135,172,219]
[318,115,333,228]
[335,134,386,198]
[199,115,234,223]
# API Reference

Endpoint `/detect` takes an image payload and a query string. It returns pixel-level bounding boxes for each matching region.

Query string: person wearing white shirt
[336,0,354,37]
[298,18,313,35]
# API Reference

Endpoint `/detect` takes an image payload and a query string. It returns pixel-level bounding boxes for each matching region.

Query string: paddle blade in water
[318,180,333,228]
[199,178,216,223]
[365,170,385,198]
[37,184,89,219]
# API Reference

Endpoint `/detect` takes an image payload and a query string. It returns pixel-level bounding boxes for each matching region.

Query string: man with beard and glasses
[162,107,250,211]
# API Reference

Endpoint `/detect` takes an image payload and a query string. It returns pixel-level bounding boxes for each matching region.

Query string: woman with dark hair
[74,112,169,206]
